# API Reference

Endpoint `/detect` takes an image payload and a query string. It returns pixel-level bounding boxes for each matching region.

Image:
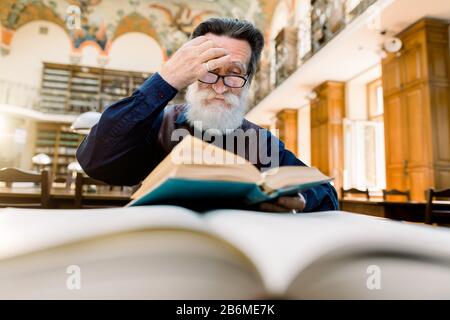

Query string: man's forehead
[203,33,251,68]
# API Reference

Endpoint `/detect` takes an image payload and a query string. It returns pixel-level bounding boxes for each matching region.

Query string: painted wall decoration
[0,0,270,61]
[149,3,215,38]
[148,2,217,56]
[113,12,159,41]
[0,0,66,55]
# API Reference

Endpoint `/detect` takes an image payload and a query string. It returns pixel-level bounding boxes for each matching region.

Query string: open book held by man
[128,135,333,211]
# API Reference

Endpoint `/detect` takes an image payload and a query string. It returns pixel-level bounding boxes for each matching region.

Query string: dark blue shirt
[76,73,339,212]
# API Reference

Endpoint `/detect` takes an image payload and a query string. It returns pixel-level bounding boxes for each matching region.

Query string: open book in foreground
[1,206,450,299]
[128,135,332,209]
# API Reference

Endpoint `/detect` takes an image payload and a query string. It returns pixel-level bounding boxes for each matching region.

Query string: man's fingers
[183,35,208,48]
[200,48,228,64]
[195,39,217,52]
[203,55,231,73]
[259,196,306,213]
[259,202,290,213]
[276,196,305,211]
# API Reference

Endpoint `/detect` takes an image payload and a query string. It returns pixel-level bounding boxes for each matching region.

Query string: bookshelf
[39,63,152,114]
[40,67,70,114]
[34,123,84,179]
[274,27,298,87]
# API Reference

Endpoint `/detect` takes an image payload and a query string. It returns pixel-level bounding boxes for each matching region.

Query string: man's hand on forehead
[159,35,232,90]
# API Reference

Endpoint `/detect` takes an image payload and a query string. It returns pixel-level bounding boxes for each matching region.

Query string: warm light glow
[0,115,11,152]
[67,161,83,172]
[71,112,102,135]
[32,153,52,165]
[0,114,8,134]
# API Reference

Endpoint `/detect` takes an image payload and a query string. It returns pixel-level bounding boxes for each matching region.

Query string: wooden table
[2,187,449,219]
[340,197,450,222]
[0,186,132,208]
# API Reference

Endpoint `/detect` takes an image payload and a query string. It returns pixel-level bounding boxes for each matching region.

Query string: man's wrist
[159,69,183,91]
[138,73,178,106]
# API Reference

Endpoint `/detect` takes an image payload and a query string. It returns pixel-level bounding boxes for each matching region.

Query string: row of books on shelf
[40,89,129,98]
[60,133,80,140]
[56,157,76,165]
[36,140,80,147]
[36,139,56,146]
[39,97,127,112]
[41,82,128,93]
[35,146,78,156]
[37,131,57,139]
[37,130,79,140]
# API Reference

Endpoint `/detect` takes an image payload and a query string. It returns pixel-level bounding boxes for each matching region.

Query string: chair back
[341,188,370,200]
[74,172,120,208]
[382,189,411,202]
[0,168,51,208]
[425,188,450,225]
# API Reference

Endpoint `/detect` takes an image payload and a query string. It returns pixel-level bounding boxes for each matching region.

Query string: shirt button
[158,91,164,98]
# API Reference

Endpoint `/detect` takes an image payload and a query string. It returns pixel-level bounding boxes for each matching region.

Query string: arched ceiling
[0,0,282,56]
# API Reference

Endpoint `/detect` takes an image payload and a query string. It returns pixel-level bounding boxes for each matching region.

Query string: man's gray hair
[191,17,265,83]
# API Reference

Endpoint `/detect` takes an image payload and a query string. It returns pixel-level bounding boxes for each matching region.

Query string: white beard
[185,82,248,134]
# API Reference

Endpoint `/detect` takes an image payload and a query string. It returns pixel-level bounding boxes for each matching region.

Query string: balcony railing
[0,79,40,110]
[250,0,378,108]
[310,0,377,55]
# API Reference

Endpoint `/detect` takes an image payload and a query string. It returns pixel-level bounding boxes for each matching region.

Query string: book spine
[245,186,274,205]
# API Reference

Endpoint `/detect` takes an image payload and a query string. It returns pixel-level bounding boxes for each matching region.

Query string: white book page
[0,206,206,260]
[204,210,450,295]
[2,206,450,297]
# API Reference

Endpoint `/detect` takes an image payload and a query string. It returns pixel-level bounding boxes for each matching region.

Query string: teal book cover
[128,177,333,209]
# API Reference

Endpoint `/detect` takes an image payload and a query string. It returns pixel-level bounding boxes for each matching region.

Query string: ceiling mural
[65,0,103,7]
[0,0,65,30]
[112,12,159,41]
[147,2,217,56]
[0,0,276,60]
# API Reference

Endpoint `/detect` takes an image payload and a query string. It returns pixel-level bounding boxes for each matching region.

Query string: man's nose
[212,78,228,94]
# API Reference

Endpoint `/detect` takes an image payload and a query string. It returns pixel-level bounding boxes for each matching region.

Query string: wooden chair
[382,189,411,202]
[0,168,51,208]
[74,172,124,208]
[341,188,370,200]
[425,188,450,225]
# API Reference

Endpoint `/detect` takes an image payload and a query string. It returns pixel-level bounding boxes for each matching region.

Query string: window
[343,77,386,193]
[367,78,384,121]
[343,119,386,192]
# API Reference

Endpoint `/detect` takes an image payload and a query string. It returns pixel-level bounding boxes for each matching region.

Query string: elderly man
[76,18,338,213]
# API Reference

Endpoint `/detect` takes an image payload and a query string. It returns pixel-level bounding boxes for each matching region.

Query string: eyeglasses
[198,72,247,88]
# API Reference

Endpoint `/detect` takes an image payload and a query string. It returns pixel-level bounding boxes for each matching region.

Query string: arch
[108,32,164,73]
[3,1,67,33]
[0,20,72,86]
[112,12,160,44]
[74,39,104,54]
[0,0,16,28]
[270,0,291,39]
[259,0,280,33]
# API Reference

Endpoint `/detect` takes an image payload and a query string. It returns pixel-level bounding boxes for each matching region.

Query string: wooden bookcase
[310,81,345,195]
[276,109,298,156]
[39,62,152,114]
[34,123,84,179]
[381,18,450,201]
[274,27,298,87]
